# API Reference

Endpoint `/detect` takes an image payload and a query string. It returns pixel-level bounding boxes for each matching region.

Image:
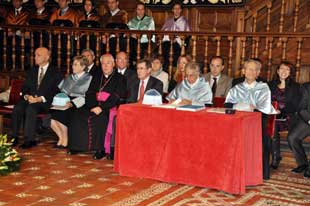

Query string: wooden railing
[1,24,310,83]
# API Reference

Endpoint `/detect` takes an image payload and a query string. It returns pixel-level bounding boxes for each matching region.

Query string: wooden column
[293,0,300,32]
[215,36,221,56]
[296,38,303,82]
[191,35,197,62]
[66,34,71,75]
[234,9,245,76]
[204,36,209,73]
[281,37,288,60]
[267,37,273,81]
[21,32,25,71]
[96,32,101,65]
[228,36,233,77]
[279,0,285,33]
[3,30,7,72]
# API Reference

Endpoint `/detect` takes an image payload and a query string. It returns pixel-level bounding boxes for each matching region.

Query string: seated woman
[51,56,92,148]
[166,62,212,106]
[151,55,169,94]
[225,59,277,180]
[68,54,127,160]
[168,54,192,92]
[268,61,301,169]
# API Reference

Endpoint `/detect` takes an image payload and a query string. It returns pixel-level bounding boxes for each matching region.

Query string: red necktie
[138,80,144,103]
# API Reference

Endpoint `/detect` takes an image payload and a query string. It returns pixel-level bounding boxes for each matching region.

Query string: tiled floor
[0,137,310,206]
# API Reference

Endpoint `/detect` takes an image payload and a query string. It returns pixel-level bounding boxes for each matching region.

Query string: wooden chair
[0,79,47,133]
[213,97,226,108]
[0,79,23,133]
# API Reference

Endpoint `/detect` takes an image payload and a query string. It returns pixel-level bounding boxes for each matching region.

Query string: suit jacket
[204,73,232,97]
[88,64,100,77]
[122,68,136,88]
[298,83,310,123]
[20,65,62,109]
[127,76,163,103]
[268,79,301,116]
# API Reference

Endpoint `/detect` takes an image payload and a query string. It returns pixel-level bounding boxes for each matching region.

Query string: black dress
[68,70,127,152]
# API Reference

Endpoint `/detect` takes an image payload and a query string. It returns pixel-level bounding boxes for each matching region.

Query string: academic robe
[224,81,276,180]
[6,7,30,70]
[49,7,78,27]
[161,15,191,70]
[100,9,128,57]
[167,77,212,106]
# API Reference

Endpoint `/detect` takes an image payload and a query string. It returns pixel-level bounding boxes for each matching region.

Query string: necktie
[38,68,44,89]
[138,80,144,103]
[212,77,217,96]
[15,10,20,16]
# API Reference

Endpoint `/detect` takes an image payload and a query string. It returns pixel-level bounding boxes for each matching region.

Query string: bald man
[12,47,62,148]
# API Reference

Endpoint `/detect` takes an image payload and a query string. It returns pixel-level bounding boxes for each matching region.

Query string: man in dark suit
[287,83,310,178]
[115,52,136,88]
[11,47,61,148]
[127,58,163,103]
[81,48,100,77]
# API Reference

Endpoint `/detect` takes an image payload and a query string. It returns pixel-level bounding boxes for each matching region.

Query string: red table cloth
[114,104,263,194]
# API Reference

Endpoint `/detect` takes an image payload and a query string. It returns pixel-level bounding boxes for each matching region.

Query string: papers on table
[206,108,227,114]
[176,105,205,112]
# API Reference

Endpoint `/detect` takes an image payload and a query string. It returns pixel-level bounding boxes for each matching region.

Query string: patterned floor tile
[0,138,309,206]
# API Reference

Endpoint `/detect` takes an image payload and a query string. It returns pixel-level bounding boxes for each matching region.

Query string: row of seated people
[7,46,310,182]
[2,0,190,70]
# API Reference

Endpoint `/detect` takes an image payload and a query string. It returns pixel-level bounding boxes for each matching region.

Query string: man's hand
[91,106,102,115]
[179,99,192,105]
[249,104,257,110]
[27,96,43,104]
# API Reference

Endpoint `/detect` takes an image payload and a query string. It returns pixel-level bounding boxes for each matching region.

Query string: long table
[114,104,263,194]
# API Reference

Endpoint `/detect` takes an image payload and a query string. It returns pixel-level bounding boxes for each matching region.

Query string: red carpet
[0,139,309,206]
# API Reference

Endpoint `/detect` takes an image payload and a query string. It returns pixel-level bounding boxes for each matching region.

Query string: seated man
[115,51,136,93]
[49,0,78,69]
[167,62,212,106]
[81,48,100,76]
[100,0,128,56]
[225,59,277,180]
[29,0,51,49]
[6,0,30,70]
[205,56,232,98]
[232,58,266,87]
[287,83,310,178]
[127,58,163,103]
[151,55,169,94]
[11,47,62,148]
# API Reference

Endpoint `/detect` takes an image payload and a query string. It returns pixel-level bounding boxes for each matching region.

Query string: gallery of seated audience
[0,0,309,205]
